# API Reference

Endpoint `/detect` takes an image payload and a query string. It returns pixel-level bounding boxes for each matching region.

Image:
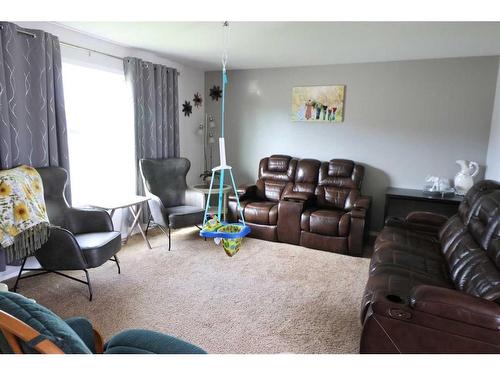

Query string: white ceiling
[58,22,500,71]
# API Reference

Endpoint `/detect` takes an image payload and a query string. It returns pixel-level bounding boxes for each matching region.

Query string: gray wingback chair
[139,158,204,251]
[12,167,122,301]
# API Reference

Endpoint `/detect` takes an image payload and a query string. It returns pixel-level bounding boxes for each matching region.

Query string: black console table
[384,187,463,222]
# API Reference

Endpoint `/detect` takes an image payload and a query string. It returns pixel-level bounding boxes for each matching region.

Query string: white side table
[89,196,152,249]
[192,184,232,221]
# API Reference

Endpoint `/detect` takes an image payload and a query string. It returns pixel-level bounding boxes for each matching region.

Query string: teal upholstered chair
[0,292,206,354]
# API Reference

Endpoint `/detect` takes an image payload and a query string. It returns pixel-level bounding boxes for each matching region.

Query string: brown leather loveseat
[228,155,370,256]
[360,180,500,353]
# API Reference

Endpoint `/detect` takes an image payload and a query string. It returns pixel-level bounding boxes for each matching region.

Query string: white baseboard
[0,257,41,283]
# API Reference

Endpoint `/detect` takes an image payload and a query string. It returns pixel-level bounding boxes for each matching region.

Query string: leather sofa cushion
[268,155,291,172]
[255,155,297,202]
[287,158,321,196]
[457,180,500,225]
[243,201,278,225]
[316,185,353,210]
[370,247,450,281]
[321,159,363,186]
[375,226,440,254]
[313,160,365,210]
[255,180,290,202]
[443,232,500,303]
[439,215,468,253]
[467,191,500,252]
[439,191,500,302]
[301,208,349,237]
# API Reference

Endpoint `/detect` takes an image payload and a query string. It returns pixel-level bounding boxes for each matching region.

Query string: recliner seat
[229,155,297,242]
[299,159,369,255]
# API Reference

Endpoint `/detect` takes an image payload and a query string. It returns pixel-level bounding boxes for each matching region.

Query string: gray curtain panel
[123,57,179,194]
[123,57,179,224]
[0,22,70,270]
[0,22,70,173]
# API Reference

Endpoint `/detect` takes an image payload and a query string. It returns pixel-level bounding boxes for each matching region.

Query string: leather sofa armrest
[66,208,113,234]
[282,191,314,203]
[405,211,448,228]
[410,285,500,330]
[229,184,257,201]
[349,208,367,219]
[347,208,368,257]
[353,195,371,210]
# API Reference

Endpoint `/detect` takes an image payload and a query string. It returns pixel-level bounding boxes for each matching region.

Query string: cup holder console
[386,294,404,304]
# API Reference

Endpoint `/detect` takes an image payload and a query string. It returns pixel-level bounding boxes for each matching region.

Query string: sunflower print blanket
[0,165,50,263]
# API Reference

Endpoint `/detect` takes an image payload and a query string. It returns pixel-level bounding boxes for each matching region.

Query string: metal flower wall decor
[193,92,203,107]
[182,100,193,117]
[209,85,222,101]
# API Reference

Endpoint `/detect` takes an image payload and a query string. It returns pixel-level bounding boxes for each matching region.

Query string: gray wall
[486,58,500,181]
[205,56,499,231]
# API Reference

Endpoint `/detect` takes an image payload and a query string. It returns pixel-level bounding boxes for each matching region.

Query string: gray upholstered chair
[139,158,204,251]
[12,167,122,301]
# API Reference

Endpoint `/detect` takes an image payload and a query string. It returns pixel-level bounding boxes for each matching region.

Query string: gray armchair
[12,167,122,301]
[139,158,204,251]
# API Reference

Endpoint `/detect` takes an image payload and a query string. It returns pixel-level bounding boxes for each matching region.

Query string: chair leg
[84,270,93,302]
[168,226,172,251]
[12,265,95,301]
[195,225,207,241]
[145,214,152,236]
[156,225,172,251]
[113,255,121,274]
[12,257,27,292]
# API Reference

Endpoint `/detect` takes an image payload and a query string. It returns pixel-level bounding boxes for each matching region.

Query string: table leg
[124,205,152,249]
[124,206,140,243]
[133,205,152,249]
[109,209,116,218]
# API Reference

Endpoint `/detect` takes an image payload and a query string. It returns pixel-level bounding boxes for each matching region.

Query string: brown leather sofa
[228,155,370,256]
[360,180,500,353]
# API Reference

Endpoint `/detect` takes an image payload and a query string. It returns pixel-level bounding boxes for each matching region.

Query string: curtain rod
[0,25,180,76]
[60,41,181,76]
[0,24,37,38]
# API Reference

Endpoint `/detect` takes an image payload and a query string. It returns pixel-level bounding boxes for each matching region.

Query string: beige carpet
[6,227,370,354]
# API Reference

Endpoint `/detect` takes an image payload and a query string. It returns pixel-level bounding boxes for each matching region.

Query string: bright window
[62,62,135,207]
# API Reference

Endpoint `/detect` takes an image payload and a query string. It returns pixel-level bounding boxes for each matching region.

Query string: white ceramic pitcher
[454,160,479,195]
